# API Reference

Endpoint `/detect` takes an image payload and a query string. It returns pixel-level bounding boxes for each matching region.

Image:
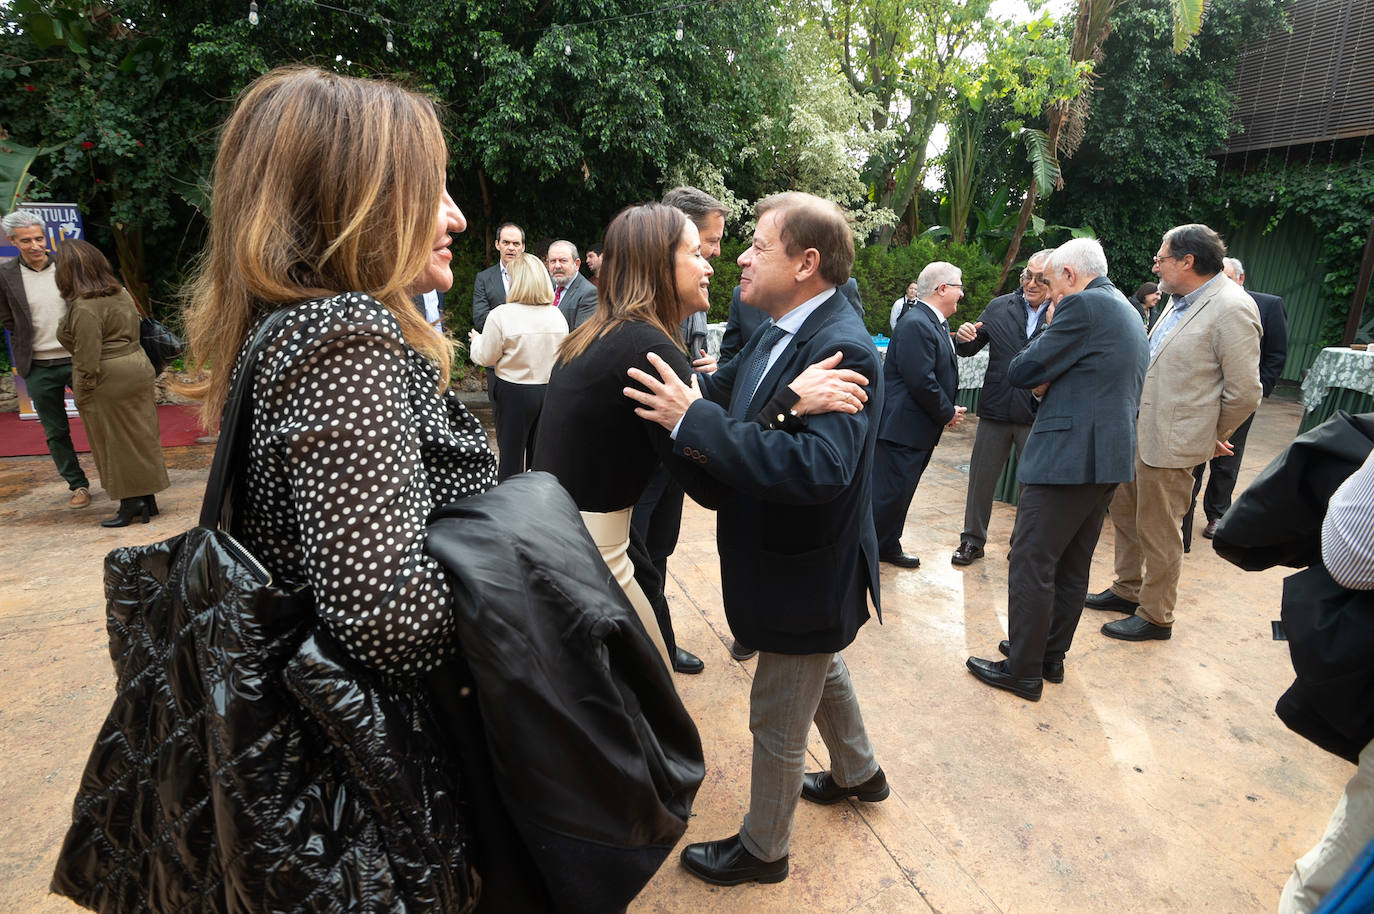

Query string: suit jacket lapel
[744,291,845,418]
[1149,282,1219,366]
[921,304,955,372]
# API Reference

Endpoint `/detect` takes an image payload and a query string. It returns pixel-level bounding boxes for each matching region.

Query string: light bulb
[564,40,571,56]
[386,30,394,53]
[248,1,258,25]
[676,19,684,40]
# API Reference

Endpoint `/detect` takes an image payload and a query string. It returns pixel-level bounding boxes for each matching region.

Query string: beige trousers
[1278,737,1374,913]
[579,508,671,669]
[1108,459,1196,626]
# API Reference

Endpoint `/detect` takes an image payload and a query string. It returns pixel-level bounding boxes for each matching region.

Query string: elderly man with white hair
[966,238,1148,700]
[1,210,91,506]
[870,260,967,569]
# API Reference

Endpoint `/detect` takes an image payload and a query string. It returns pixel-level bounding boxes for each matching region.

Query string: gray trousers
[960,417,1031,548]
[739,652,878,862]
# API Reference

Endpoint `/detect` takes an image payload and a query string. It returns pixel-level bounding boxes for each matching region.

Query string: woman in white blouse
[469,252,569,480]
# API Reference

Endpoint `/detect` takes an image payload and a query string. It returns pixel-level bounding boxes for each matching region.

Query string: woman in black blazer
[533,204,714,669]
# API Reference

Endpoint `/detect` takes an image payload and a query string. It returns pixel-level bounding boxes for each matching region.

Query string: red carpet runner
[0,404,209,458]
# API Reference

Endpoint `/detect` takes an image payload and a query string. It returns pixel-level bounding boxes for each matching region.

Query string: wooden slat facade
[1226,0,1374,155]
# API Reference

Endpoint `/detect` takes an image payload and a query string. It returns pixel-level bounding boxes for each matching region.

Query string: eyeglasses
[943,282,964,289]
[1030,273,1049,286]
[1153,253,1179,264]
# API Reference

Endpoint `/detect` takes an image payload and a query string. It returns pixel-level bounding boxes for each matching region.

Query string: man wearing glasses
[950,248,1055,565]
[1086,223,1261,641]
[871,261,967,569]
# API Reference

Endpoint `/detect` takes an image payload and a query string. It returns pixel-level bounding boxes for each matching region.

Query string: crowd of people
[5,62,1366,914]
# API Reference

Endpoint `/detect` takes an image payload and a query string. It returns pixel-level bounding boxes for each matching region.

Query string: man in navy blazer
[625,192,888,887]
[471,222,524,332]
[966,239,1148,700]
[1186,256,1288,544]
[870,261,967,568]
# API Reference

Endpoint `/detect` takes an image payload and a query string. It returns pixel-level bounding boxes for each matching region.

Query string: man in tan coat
[1086,223,1261,640]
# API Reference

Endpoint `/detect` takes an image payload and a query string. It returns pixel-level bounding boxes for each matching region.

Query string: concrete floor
[0,393,1353,913]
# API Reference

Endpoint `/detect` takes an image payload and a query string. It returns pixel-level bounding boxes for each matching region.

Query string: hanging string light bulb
[248,1,259,25]
[676,18,684,40]
[564,30,571,56]
[386,26,394,53]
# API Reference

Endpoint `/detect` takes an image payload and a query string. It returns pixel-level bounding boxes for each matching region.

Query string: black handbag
[138,315,184,374]
[51,307,478,913]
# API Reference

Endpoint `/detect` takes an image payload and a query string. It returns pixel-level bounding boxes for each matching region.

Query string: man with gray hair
[546,239,597,329]
[1086,224,1261,641]
[966,238,1147,700]
[950,248,1055,565]
[870,260,967,568]
[0,210,91,507]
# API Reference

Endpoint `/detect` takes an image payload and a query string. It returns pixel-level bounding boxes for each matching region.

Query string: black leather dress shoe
[1101,615,1172,641]
[1202,519,1218,539]
[880,551,922,569]
[951,542,984,566]
[680,834,788,886]
[729,639,757,662]
[801,767,889,805]
[672,646,705,674]
[966,657,1042,701]
[1084,588,1139,613]
[997,640,1064,683]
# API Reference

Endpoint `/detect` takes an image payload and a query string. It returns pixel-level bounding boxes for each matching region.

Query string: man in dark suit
[471,221,524,332]
[950,249,1054,565]
[1186,255,1288,544]
[0,210,91,507]
[870,261,967,568]
[546,240,598,330]
[966,239,1148,700]
[626,192,887,887]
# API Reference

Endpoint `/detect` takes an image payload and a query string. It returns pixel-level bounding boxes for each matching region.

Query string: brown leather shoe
[728,639,757,662]
[68,487,91,509]
[1202,520,1218,539]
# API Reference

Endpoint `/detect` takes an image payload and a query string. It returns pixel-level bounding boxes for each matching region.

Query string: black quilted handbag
[51,308,478,913]
[138,316,184,375]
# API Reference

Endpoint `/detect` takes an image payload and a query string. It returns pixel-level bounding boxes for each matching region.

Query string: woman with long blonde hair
[180,66,495,676]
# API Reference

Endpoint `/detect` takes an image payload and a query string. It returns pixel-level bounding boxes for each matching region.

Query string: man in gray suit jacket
[1087,224,1261,641]
[547,240,598,330]
[966,239,1147,700]
[471,222,524,332]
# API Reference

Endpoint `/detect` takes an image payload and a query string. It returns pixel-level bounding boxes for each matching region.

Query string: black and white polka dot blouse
[230,292,497,676]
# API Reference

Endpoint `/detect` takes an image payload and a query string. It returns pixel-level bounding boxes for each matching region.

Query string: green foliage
[1045,0,1289,287]
[1205,149,1374,346]
[801,0,1045,242]
[851,238,1000,334]
[1,0,790,317]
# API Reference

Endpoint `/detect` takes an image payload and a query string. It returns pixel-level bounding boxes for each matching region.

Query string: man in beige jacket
[1086,223,1261,640]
